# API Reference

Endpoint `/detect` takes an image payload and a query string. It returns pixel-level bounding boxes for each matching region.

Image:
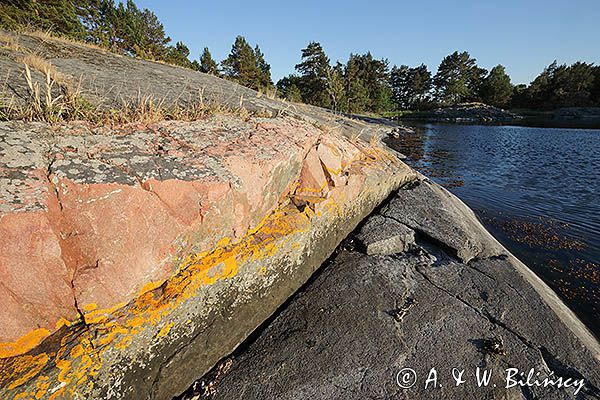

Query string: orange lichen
[0,329,51,359]
[1,143,408,399]
[5,354,48,390]
[54,318,71,330]
[156,323,174,339]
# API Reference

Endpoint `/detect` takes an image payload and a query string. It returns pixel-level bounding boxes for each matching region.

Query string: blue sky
[134,0,600,85]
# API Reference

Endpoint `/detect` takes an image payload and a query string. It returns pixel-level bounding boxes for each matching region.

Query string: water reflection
[386,123,600,337]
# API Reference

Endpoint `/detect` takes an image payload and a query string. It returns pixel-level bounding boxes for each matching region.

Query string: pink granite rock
[296,147,330,202]
[0,116,328,343]
[0,211,77,342]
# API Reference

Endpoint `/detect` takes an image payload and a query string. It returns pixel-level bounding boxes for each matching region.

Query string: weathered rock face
[0,117,307,346]
[193,180,600,400]
[0,113,416,399]
[0,30,414,399]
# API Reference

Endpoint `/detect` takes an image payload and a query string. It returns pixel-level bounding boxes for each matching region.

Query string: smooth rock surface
[190,182,600,400]
[0,30,385,143]
[380,179,504,263]
[356,214,415,255]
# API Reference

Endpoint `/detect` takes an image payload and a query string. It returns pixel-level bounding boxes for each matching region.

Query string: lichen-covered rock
[0,114,417,399]
[0,117,317,346]
[0,30,417,399]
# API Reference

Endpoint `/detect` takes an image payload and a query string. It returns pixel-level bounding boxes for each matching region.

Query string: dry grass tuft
[256,87,278,100]
[1,61,95,123]
[0,31,21,51]
[349,128,364,142]
[369,133,382,148]
[16,63,91,123]
[265,86,278,100]
[1,66,263,126]
[97,91,254,126]
[26,29,107,52]
[21,54,68,84]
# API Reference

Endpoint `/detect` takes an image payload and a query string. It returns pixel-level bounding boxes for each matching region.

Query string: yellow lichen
[6,354,49,390]
[1,147,405,399]
[0,329,51,359]
[156,322,174,339]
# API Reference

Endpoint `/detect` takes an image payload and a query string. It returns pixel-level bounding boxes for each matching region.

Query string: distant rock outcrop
[551,107,600,123]
[420,102,519,123]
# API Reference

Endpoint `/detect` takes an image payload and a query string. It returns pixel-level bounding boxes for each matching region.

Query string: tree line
[2,0,599,112]
[278,44,600,113]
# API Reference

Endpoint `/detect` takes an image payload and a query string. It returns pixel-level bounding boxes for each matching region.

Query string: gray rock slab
[183,181,600,400]
[0,30,390,144]
[356,214,415,255]
[381,179,505,263]
[196,245,600,399]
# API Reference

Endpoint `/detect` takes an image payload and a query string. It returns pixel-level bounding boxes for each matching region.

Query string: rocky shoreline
[1,31,599,400]
[402,102,520,124]
[396,103,600,128]
[0,31,415,400]
[180,179,600,400]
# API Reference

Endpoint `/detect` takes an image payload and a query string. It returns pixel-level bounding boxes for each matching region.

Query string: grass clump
[0,31,20,50]
[1,63,257,126]
[0,62,92,123]
[21,53,68,84]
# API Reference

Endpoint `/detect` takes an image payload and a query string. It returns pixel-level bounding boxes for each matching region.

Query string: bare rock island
[0,31,599,399]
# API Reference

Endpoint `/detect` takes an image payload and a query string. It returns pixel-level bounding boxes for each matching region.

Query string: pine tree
[344,53,392,113]
[527,61,596,108]
[527,61,556,108]
[0,0,85,38]
[326,62,346,113]
[344,55,370,113]
[365,54,393,112]
[480,65,513,108]
[190,60,201,71]
[591,66,600,106]
[137,6,170,60]
[1,0,194,69]
[221,36,271,91]
[295,41,331,108]
[254,45,273,89]
[557,62,596,106]
[390,65,412,109]
[510,84,529,109]
[409,64,433,108]
[165,41,193,68]
[199,47,219,75]
[433,51,487,105]
[276,75,303,102]
[222,36,258,87]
